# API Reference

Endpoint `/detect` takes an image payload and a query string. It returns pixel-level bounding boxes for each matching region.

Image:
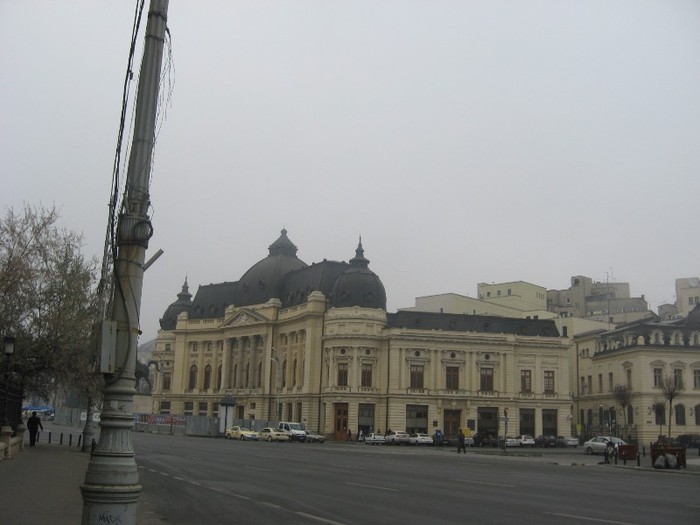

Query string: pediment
[222,308,268,328]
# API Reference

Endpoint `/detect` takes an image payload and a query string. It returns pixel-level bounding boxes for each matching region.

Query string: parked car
[556,436,579,447]
[517,435,535,447]
[304,431,326,443]
[409,433,434,445]
[225,426,259,441]
[676,434,700,448]
[583,436,626,455]
[258,427,290,442]
[365,433,386,445]
[385,430,410,445]
[505,436,520,447]
[534,435,557,447]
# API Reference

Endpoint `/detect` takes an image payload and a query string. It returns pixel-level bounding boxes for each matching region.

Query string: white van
[278,421,306,442]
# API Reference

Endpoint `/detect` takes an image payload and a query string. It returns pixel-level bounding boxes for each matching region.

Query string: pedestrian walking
[457,429,467,454]
[346,428,352,442]
[27,411,44,446]
[358,429,364,443]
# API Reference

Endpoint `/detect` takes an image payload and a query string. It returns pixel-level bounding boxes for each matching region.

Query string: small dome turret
[330,238,386,309]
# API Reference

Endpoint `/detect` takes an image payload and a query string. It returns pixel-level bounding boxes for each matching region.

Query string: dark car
[535,435,557,447]
[676,434,700,448]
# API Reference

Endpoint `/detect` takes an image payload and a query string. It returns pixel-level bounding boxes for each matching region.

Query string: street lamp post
[270,350,280,421]
[2,336,15,428]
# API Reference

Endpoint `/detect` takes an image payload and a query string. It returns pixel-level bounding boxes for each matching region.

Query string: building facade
[150,230,572,440]
[573,306,700,444]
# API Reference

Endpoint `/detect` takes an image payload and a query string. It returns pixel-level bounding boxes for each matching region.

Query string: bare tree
[0,204,99,409]
[659,374,683,439]
[612,384,631,427]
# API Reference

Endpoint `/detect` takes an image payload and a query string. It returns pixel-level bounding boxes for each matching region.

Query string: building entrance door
[334,403,349,441]
[443,409,461,440]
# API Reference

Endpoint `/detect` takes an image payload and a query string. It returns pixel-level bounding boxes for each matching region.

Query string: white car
[365,433,386,445]
[409,433,434,445]
[517,435,535,447]
[505,436,520,447]
[583,436,625,455]
[385,431,410,445]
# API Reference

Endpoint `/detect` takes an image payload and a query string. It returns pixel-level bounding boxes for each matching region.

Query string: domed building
[151,230,571,441]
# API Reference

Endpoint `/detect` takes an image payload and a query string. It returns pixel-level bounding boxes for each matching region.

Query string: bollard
[637,452,640,467]
[59,433,63,445]
[69,434,73,446]
[77,434,82,448]
[642,446,646,457]
[48,431,52,444]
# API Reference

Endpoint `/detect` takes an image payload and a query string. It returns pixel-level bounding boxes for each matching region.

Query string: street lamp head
[3,335,15,357]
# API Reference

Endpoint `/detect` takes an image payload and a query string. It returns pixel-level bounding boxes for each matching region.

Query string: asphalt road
[132,433,700,525]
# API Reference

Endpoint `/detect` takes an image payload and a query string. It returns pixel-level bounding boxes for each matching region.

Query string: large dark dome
[232,229,308,307]
[159,278,193,330]
[330,240,386,309]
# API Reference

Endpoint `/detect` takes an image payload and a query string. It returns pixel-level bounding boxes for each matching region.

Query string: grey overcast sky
[2,1,699,342]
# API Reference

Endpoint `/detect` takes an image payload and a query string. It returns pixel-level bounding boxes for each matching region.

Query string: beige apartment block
[676,277,700,318]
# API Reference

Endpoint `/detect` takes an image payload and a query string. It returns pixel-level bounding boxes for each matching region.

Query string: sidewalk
[0,428,153,525]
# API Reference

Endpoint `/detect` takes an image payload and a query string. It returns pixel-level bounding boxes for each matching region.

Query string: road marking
[344,481,398,492]
[259,501,283,509]
[453,479,516,488]
[296,511,349,525]
[546,512,639,524]
[244,465,271,471]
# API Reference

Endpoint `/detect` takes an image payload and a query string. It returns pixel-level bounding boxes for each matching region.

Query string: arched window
[282,360,287,387]
[257,363,262,388]
[245,363,250,388]
[292,359,297,387]
[217,365,222,390]
[203,365,212,390]
[232,364,237,388]
[188,365,198,390]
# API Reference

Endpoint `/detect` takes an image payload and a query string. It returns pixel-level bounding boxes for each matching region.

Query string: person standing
[27,411,44,446]
[457,429,467,454]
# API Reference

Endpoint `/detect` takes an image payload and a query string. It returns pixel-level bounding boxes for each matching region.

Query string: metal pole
[81,2,169,524]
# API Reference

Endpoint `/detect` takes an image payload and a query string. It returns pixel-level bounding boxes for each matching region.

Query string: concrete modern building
[547,275,652,324]
[676,277,700,318]
[572,306,700,444]
[150,230,572,441]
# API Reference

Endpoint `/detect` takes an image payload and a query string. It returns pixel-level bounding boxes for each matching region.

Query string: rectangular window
[653,368,662,387]
[598,374,603,393]
[446,366,459,390]
[337,363,348,387]
[159,401,171,414]
[480,368,494,392]
[544,371,555,394]
[626,369,632,389]
[608,372,614,392]
[198,402,207,416]
[694,369,700,389]
[361,363,373,387]
[165,344,171,352]
[406,404,429,434]
[212,403,219,418]
[520,370,532,393]
[162,372,171,391]
[184,401,193,416]
[675,405,686,426]
[674,369,683,388]
[587,375,592,394]
[410,365,424,389]
[580,376,585,395]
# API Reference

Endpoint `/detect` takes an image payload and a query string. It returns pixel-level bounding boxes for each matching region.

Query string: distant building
[547,275,651,324]
[676,277,700,318]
